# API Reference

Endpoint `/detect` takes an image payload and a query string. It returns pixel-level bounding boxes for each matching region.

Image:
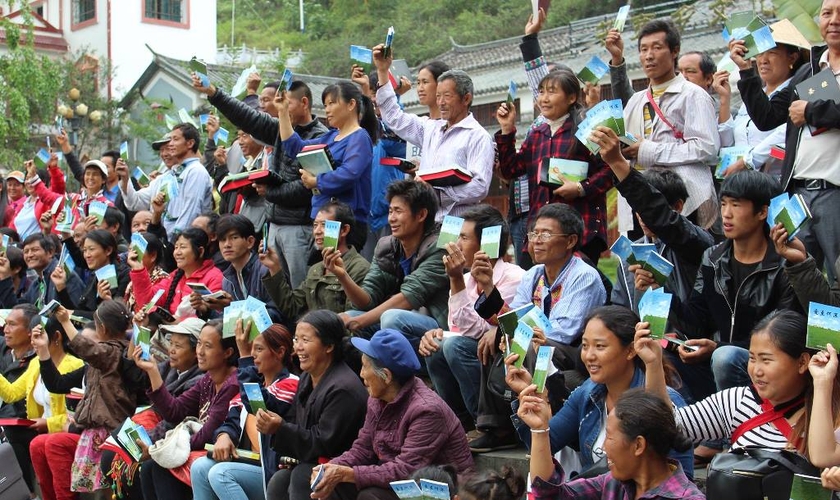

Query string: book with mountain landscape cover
[437,215,464,249]
[496,304,535,344]
[641,252,674,287]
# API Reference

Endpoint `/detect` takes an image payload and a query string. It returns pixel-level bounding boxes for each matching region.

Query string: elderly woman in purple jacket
[310,329,475,500]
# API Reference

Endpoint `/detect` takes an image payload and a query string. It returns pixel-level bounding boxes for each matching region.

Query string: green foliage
[217,0,638,77]
[771,0,823,44]
[709,0,735,27]
[671,3,695,32]
[0,12,63,169]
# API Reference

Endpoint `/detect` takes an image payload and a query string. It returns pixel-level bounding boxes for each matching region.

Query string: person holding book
[190,214,281,323]
[264,310,368,500]
[419,204,525,435]
[731,0,840,283]
[117,123,214,242]
[771,225,840,309]
[802,343,840,470]
[310,328,474,500]
[101,318,204,500]
[520,387,702,500]
[626,169,797,395]
[635,310,826,470]
[505,306,694,476]
[217,130,268,231]
[261,200,370,321]
[30,301,137,500]
[275,80,379,252]
[372,45,495,222]
[495,67,613,265]
[604,19,719,236]
[51,229,130,320]
[594,126,716,402]
[0,304,39,498]
[328,180,448,353]
[715,24,809,179]
[191,323,299,500]
[133,318,240,500]
[128,227,224,320]
[193,75,330,289]
[122,231,169,313]
[0,316,83,500]
[10,233,84,310]
[11,160,65,240]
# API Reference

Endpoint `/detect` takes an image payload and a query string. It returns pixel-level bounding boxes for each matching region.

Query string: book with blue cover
[628,243,657,266]
[539,158,589,187]
[215,127,230,145]
[419,479,450,500]
[806,301,840,351]
[496,303,535,342]
[614,4,630,31]
[130,233,148,262]
[532,345,554,393]
[610,234,633,261]
[520,306,552,335]
[774,193,812,239]
[223,300,247,338]
[350,45,373,71]
[577,56,610,85]
[244,296,273,341]
[189,56,210,87]
[638,289,673,340]
[506,80,517,106]
[95,264,118,289]
[322,220,341,251]
[88,200,108,226]
[132,167,150,186]
[437,215,464,249]
[34,148,51,168]
[242,382,266,414]
[715,146,751,179]
[389,480,423,500]
[510,322,534,369]
[480,225,502,259]
[120,141,129,163]
[641,252,674,287]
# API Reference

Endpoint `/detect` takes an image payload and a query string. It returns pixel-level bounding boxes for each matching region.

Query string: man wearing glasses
[468,203,606,451]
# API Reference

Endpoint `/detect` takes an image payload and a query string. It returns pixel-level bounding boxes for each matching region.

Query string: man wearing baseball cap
[310,329,473,500]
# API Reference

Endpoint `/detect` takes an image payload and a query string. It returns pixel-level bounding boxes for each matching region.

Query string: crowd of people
[1,1,840,499]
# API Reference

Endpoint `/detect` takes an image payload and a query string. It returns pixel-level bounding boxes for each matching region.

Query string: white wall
[110,0,217,98]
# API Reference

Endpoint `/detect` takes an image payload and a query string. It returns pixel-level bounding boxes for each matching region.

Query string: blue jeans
[426,335,481,421]
[190,456,265,500]
[345,309,440,350]
[711,345,751,391]
[269,223,314,289]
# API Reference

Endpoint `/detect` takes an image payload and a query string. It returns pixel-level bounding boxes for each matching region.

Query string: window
[144,0,184,23]
[72,0,95,25]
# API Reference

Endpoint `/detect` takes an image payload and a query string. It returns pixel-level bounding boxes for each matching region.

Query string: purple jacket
[148,370,239,450]
[331,377,474,489]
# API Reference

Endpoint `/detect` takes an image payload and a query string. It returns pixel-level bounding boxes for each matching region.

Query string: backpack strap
[731,393,804,444]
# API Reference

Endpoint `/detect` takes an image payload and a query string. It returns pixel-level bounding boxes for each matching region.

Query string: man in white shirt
[606,19,720,234]
[116,124,213,241]
[372,45,495,221]
[735,0,840,281]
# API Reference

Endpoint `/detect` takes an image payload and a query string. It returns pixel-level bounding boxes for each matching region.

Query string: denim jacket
[511,367,694,478]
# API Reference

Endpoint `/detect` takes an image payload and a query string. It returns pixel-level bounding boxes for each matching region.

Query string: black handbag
[706,447,820,500]
[0,442,29,500]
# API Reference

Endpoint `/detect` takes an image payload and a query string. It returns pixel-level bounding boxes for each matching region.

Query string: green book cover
[88,200,108,226]
[496,304,535,340]
[532,345,553,393]
[790,473,832,500]
[806,301,840,351]
[130,233,148,262]
[242,382,266,414]
[120,141,129,163]
[510,323,534,369]
[323,220,341,251]
[95,264,118,289]
[223,301,247,338]
[641,252,674,287]
[638,290,672,340]
[480,225,502,259]
[389,480,423,500]
[437,215,464,249]
[136,326,152,361]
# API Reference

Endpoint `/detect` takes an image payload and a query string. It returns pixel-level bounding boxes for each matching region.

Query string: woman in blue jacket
[505,305,694,478]
[276,81,379,252]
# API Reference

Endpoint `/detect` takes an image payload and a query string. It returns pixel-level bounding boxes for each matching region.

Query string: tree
[0,8,63,168]
[771,0,822,43]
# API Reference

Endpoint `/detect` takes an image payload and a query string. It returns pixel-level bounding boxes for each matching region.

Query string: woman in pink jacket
[129,227,223,319]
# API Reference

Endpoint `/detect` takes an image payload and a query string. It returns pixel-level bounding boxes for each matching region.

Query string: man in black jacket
[734,1,840,282]
[194,76,329,288]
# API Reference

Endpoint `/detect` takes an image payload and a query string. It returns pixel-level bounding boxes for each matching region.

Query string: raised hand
[517,384,551,430]
[191,72,216,96]
[809,343,839,387]
[770,224,808,265]
[605,29,625,66]
[728,38,751,71]
[524,8,546,36]
[496,102,516,134]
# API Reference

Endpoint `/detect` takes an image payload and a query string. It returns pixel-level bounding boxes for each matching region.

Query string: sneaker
[469,431,518,453]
